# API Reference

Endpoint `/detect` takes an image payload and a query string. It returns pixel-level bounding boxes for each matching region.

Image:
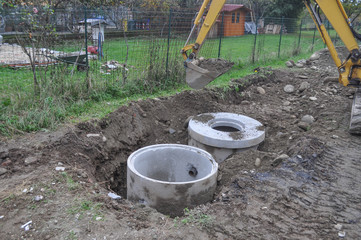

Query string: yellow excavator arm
[305,0,361,133]
[305,0,361,87]
[181,0,226,61]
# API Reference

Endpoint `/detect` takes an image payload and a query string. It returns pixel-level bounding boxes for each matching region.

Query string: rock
[241,100,250,105]
[338,231,346,238]
[301,115,315,124]
[183,116,193,129]
[168,128,176,134]
[285,60,294,68]
[309,52,320,61]
[86,133,101,138]
[332,135,339,139]
[34,195,44,202]
[299,81,310,92]
[284,85,295,93]
[257,87,266,95]
[271,154,289,167]
[283,101,291,106]
[298,75,308,79]
[334,224,343,230]
[1,159,12,167]
[309,97,317,101]
[298,59,307,65]
[310,66,318,70]
[295,63,304,68]
[255,158,261,167]
[298,122,310,131]
[108,192,121,200]
[0,168,7,176]
[24,156,38,165]
[55,167,65,171]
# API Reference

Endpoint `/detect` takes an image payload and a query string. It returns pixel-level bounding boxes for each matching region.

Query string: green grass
[0,31,334,136]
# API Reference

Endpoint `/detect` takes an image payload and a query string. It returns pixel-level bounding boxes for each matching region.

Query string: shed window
[236,12,240,23]
[232,13,235,23]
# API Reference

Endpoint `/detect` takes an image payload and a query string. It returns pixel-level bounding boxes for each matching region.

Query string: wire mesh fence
[0,6,350,98]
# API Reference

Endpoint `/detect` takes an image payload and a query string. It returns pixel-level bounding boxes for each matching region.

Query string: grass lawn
[0,31,336,135]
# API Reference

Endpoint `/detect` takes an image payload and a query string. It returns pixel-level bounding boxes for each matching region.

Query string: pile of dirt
[196,58,234,74]
[0,47,361,239]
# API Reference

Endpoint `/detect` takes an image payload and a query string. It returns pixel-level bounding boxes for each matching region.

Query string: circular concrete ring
[188,112,265,149]
[127,144,218,217]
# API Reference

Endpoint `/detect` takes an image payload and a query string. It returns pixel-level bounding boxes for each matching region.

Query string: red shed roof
[221,4,251,12]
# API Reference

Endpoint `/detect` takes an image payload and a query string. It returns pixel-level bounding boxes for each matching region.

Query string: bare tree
[15,4,57,96]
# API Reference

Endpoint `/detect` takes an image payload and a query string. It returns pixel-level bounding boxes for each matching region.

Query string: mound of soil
[0,48,361,239]
[197,58,234,74]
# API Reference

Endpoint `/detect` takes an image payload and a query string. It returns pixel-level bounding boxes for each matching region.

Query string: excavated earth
[0,48,361,239]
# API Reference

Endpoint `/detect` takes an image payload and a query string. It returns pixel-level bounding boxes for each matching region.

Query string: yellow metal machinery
[181,0,361,133]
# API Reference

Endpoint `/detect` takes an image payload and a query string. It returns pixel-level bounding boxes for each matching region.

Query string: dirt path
[0,48,360,239]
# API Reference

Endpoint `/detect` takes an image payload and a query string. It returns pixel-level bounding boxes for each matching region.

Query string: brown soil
[1,48,361,239]
[197,58,234,74]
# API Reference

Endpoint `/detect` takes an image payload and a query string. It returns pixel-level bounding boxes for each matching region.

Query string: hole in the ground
[212,125,240,132]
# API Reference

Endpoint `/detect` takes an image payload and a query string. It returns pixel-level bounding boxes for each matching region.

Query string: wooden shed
[219,4,251,37]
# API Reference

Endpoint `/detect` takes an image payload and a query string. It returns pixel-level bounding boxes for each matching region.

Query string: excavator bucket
[185,61,220,89]
[349,88,361,134]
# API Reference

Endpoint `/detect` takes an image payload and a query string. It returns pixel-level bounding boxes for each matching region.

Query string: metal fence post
[84,6,88,68]
[165,9,172,76]
[252,17,258,63]
[312,24,317,51]
[297,19,303,50]
[218,11,224,58]
[278,16,284,58]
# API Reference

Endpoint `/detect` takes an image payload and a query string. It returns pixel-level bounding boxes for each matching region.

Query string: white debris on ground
[0,43,64,65]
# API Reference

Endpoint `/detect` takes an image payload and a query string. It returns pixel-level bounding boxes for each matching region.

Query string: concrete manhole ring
[127,144,218,217]
[188,112,265,162]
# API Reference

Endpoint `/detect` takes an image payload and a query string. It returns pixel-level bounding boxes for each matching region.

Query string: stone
[24,156,38,165]
[310,66,318,70]
[309,97,317,101]
[298,75,308,79]
[295,63,304,68]
[271,154,289,167]
[338,231,346,238]
[55,167,65,171]
[298,59,307,64]
[299,81,310,92]
[334,224,343,230]
[1,159,12,167]
[86,133,100,138]
[298,122,310,131]
[255,158,261,167]
[0,168,7,176]
[285,60,294,68]
[301,115,315,124]
[168,128,176,134]
[283,101,291,106]
[34,195,44,202]
[257,87,266,95]
[284,85,295,93]
[309,52,320,61]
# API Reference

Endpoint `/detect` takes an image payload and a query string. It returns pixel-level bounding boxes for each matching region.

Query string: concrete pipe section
[127,144,218,217]
[188,112,265,162]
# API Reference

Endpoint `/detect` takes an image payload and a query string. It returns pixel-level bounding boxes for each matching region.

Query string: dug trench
[1,49,361,239]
